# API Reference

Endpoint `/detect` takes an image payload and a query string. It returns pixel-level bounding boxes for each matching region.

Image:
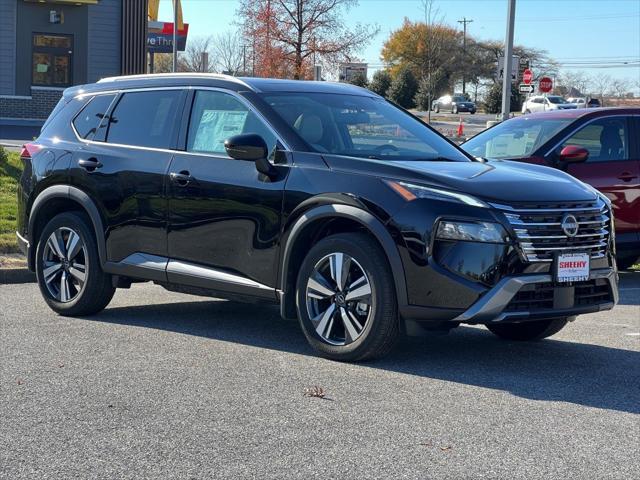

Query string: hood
[322,155,596,203]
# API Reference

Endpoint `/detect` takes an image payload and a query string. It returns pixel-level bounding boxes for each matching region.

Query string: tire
[452,105,458,114]
[525,109,531,114]
[35,211,115,316]
[434,104,440,113]
[296,233,399,361]
[616,256,638,270]
[486,318,568,341]
[470,110,476,115]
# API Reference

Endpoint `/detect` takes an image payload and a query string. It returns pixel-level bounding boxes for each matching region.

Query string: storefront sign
[147,21,189,54]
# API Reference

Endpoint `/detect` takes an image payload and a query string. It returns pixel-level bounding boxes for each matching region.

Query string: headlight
[386,180,489,208]
[436,220,509,243]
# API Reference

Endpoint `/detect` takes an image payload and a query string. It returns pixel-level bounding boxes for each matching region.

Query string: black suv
[16,74,618,361]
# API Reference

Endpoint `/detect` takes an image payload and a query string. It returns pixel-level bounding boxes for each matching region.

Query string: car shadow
[618,271,640,305]
[89,294,640,416]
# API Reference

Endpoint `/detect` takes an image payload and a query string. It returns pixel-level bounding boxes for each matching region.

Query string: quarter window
[32,34,72,87]
[106,90,182,149]
[72,94,116,141]
[560,118,628,162]
[187,90,277,156]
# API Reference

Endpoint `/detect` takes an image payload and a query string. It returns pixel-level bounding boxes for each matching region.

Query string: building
[0,0,147,132]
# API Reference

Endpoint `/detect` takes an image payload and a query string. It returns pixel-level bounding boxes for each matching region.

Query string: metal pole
[458,17,473,95]
[172,0,178,72]
[500,0,516,121]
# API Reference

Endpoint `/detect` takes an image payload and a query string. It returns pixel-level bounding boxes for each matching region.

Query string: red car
[463,108,640,269]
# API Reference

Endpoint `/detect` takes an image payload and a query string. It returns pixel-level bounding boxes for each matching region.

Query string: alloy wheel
[305,252,372,346]
[41,227,88,303]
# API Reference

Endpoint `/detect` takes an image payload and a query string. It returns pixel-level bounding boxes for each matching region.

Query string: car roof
[522,106,640,120]
[63,73,379,99]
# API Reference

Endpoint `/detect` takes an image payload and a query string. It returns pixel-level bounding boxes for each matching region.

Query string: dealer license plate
[556,252,590,283]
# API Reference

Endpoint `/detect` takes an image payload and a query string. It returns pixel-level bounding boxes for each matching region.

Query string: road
[1,275,638,479]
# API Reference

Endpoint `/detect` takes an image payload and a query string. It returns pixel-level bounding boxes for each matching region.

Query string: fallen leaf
[440,446,453,451]
[303,386,325,398]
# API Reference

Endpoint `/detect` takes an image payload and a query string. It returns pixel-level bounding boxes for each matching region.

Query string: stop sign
[539,76,553,93]
[523,69,533,84]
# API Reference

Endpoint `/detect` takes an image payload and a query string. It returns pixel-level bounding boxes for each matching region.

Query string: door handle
[78,157,102,171]
[617,172,637,182]
[170,170,192,186]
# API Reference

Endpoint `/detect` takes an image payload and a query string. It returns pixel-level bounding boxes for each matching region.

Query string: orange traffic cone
[457,117,464,137]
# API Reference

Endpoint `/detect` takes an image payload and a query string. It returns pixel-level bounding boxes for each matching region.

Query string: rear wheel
[36,212,115,316]
[434,104,440,113]
[296,233,399,361]
[486,318,568,341]
[452,105,458,114]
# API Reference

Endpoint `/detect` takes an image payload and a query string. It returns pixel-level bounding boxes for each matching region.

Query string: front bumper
[453,267,618,324]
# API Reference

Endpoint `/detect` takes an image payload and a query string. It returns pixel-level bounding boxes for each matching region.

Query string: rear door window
[560,117,629,162]
[72,94,116,141]
[106,90,182,149]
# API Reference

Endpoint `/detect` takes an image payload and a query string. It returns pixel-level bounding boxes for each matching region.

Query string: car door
[69,88,184,265]
[166,88,289,299]
[554,115,640,235]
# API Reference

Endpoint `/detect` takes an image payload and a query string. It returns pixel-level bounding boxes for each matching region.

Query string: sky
[157,0,640,91]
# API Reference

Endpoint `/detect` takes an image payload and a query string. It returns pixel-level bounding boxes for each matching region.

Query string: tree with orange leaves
[238,0,378,80]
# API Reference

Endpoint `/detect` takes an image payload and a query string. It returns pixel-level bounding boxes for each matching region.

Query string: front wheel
[486,318,568,341]
[36,211,115,316]
[296,233,399,361]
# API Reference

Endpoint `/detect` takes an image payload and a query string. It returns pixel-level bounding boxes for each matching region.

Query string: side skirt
[103,252,278,302]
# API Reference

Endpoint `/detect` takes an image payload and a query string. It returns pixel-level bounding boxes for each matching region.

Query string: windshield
[462,116,573,159]
[547,96,568,104]
[261,92,471,161]
[453,96,466,102]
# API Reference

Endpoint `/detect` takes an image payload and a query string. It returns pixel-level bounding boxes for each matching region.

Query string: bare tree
[212,30,244,75]
[421,0,445,122]
[611,78,631,98]
[180,35,215,72]
[590,73,613,105]
[558,70,590,96]
[239,0,379,79]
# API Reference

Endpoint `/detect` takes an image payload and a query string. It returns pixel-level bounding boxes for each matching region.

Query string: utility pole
[457,17,473,95]
[172,0,178,72]
[501,0,516,122]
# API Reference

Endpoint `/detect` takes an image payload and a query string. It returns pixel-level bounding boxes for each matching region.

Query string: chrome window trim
[70,85,291,154]
[543,113,631,158]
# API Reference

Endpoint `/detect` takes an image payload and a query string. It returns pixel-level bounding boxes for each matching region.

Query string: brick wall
[0,88,63,121]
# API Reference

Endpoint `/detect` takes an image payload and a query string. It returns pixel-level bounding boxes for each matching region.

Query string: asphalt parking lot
[1,274,638,479]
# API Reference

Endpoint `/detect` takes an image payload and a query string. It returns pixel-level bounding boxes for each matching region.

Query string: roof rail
[97,72,254,90]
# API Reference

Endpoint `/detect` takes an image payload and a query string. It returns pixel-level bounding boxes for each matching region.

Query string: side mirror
[224,133,276,177]
[559,145,589,163]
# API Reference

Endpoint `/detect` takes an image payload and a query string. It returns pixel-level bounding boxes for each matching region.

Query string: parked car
[567,97,601,109]
[462,108,640,269]
[17,74,618,361]
[567,97,587,108]
[522,95,577,114]
[432,95,476,114]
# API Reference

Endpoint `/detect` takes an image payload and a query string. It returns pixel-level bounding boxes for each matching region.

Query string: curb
[0,268,36,284]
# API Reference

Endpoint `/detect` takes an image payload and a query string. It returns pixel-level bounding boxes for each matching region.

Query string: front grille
[505,279,612,312]
[492,199,610,262]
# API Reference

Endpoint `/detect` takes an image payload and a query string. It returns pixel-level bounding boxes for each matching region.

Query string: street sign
[497,55,519,83]
[539,76,553,93]
[519,83,535,94]
[523,69,533,84]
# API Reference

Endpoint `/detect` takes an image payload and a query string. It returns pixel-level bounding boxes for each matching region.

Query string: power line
[457,17,473,94]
